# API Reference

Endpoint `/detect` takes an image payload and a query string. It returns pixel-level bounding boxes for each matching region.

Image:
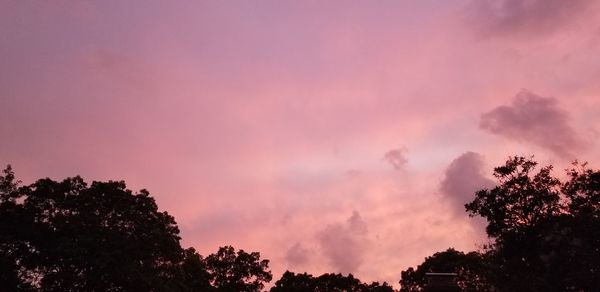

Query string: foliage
[465,157,600,290]
[399,249,492,292]
[4,155,598,291]
[202,245,272,292]
[0,168,183,291]
[465,156,562,238]
[402,156,600,291]
[271,271,394,292]
[0,166,272,292]
[178,247,212,291]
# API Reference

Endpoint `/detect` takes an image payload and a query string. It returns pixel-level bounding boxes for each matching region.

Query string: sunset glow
[2,0,600,287]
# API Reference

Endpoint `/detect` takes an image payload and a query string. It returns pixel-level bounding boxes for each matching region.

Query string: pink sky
[2,0,600,287]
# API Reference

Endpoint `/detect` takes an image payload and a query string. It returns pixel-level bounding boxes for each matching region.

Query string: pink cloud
[383,147,408,171]
[439,152,494,236]
[480,90,584,158]
[465,0,596,39]
[285,243,311,269]
[440,152,494,215]
[317,211,368,274]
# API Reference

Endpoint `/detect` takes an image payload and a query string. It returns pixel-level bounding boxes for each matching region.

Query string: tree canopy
[270,271,394,292]
[204,245,272,292]
[402,156,600,291]
[3,155,599,291]
[466,157,600,290]
[0,169,183,291]
[399,249,491,292]
[0,166,271,291]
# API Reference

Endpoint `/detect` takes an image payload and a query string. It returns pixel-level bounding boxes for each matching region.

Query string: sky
[2,0,600,287]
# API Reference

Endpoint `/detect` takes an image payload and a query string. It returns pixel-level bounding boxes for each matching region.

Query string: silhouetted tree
[271,271,394,292]
[0,165,31,291]
[365,281,396,292]
[0,166,184,290]
[399,248,493,292]
[465,157,600,290]
[270,271,318,292]
[0,166,273,292]
[5,156,598,291]
[465,156,562,238]
[177,247,213,291]
[402,157,600,291]
[313,273,365,292]
[563,161,600,216]
[204,245,272,292]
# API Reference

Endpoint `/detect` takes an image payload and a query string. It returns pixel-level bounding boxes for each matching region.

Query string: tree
[178,247,213,291]
[563,161,600,216]
[0,166,278,291]
[403,157,600,291]
[399,249,493,292]
[0,166,185,291]
[465,157,600,291]
[0,165,30,290]
[270,271,318,292]
[465,156,562,238]
[270,271,395,292]
[204,245,272,292]
[365,281,396,292]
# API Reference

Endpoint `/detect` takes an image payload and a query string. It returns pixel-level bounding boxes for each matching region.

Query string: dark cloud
[440,152,494,215]
[466,0,594,38]
[480,90,582,158]
[285,242,310,268]
[383,147,408,171]
[317,211,368,274]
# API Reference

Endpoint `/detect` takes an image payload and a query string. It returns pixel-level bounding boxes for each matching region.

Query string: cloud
[317,211,368,274]
[480,90,582,158]
[285,242,310,268]
[383,147,408,171]
[466,0,594,38]
[440,152,494,215]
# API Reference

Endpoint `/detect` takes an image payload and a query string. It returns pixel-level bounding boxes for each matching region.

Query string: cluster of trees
[0,166,393,291]
[400,157,600,291]
[0,167,271,291]
[1,156,599,291]
[271,272,394,292]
